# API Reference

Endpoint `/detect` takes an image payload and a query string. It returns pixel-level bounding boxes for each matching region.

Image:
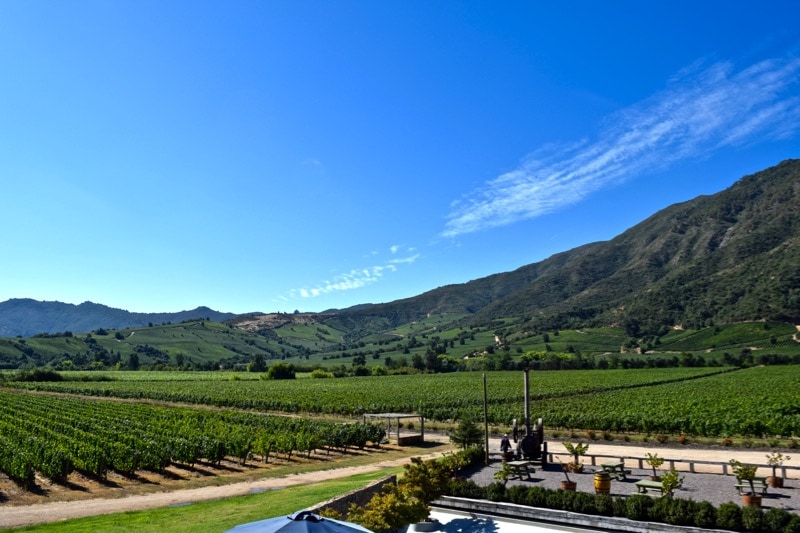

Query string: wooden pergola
[363,412,425,446]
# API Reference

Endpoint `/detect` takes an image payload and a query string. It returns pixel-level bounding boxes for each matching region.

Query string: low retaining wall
[307,474,396,517]
[434,496,733,533]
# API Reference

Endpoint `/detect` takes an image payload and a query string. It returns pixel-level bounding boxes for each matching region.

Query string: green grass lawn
[7,469,398,533]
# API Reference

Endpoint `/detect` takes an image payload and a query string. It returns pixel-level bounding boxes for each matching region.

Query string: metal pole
[483,373,489,466]
[524,368,531,435]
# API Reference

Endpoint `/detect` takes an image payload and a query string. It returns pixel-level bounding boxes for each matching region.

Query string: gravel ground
[462,454,799,513]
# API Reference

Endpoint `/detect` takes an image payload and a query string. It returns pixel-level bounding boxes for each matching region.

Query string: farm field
[8,367,723,420]
[8,365,800,438]
[0,388,385,490]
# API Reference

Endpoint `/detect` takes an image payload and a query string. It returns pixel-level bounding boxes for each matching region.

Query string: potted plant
[660,468,684,497]
[557,458,577,491]
[645,452,665,481]
[493,463,512,487]
[562,441,589,474]
[729,459,762,507]
[766,451,791,488]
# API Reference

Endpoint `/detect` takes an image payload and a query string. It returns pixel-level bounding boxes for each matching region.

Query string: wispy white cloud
[285,249,421,300]
[388,253,420,265]
[442,55,800,238]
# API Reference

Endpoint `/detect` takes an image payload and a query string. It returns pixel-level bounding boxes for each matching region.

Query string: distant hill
[3,158,799,341]
[330,158,800,336]
[0,299,236,338]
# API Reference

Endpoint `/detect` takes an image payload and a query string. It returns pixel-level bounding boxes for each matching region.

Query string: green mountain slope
[332,158,800,334]
[1,158,799,359]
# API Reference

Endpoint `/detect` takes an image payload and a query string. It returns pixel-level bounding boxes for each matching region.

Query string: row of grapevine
[10,367,723,421]
[0,390,385,488]
[8,366,796,437]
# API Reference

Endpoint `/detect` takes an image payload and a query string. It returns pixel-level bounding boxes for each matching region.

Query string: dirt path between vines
[0,452,443,530]
[2,439,797,530]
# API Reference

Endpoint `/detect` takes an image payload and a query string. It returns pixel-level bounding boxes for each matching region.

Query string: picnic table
[600,460,629,480]
[506,460,534,480]
[636,479,665,494]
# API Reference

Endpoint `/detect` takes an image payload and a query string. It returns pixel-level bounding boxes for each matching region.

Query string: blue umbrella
[225,510,373,533]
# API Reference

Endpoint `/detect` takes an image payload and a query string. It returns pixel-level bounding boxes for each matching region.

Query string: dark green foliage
[568,491,596,514]
[446,479,485,499]
[764,508,791,532]
[485,481,506,502]
[653,497,695,526]
[593,493,614,516]
[624,494,655,521]
[266,362,295,380]
[692,500,716,529]
[506,485,529,505]
[523,486,550,508]
[12,369,63,381]
[741,505,764,532]
[716,502,743,530]
[785,514,800,533]
[449,417,483,450]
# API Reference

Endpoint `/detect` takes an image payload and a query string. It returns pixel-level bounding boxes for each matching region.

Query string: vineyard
[11,366,800,437]
[0,389,384,490]
[2,365,798,490]
[8,367,725,421]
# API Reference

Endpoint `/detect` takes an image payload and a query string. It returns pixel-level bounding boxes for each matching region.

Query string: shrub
[740,505,763,532]
[545,490,565,510]
[485,481,506,502]
[266,362,295,380]
[612,495,628,518]
[663,498,696,526]
[524,486,549,508]
[625,494,654,521]
[764,507,791,532]
[447,479,484,499]
[785,514,800,533]
[506,485,529,505]
[570,492,596,514]
[594,494,614,517]
[716,502,742,530]
[693,500,716,528]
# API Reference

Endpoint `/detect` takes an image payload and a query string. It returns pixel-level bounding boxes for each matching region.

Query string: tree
[266,362,295,380]
[127,352,140,370]
[449,417,483,450]
[347,483,428,533]
[248,352,267,372]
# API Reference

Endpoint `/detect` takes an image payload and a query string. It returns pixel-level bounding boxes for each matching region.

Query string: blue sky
[1,1,799,314]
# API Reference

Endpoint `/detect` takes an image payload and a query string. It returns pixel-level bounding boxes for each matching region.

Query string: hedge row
[446,480,800,533]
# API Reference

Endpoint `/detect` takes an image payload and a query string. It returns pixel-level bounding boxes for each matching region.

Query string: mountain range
[0,299,236,338]
[2,158,799,339]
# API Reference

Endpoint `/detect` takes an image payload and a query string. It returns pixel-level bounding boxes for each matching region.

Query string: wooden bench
[600,461,630,480]
[506,460,534,480]
[635,479,665,494]
[735,477,768,496]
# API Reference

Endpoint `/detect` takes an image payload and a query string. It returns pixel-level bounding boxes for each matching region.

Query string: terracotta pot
[742,494,762,507]
[649,475,661,482]
[560,480,577,491]
[767,476,784,488]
